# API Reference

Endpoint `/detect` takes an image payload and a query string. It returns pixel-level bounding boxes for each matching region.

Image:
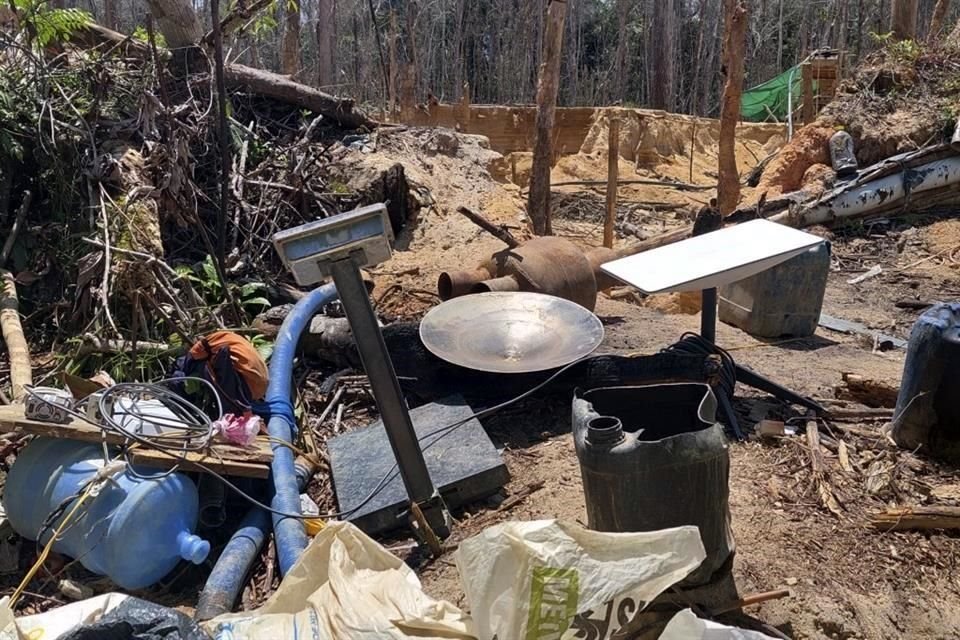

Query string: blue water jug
[3,437,210,589]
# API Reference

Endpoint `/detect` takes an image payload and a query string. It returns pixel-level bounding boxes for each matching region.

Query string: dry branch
[0,191,31,266]
[871,506,960,531]
[807,419,843,517]
[0,270,31,402]
[457,206,519,248]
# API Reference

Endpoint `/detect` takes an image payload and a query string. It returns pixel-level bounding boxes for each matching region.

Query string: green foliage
[132,25,166,48]
[328,181,350,194]
[12,0,91,47]
[250,0,279,38]
[871,31,923,64]
[179,256,274,315]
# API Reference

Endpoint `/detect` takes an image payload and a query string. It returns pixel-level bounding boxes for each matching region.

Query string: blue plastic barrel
[3,438,209,589]
[891,303,960,453]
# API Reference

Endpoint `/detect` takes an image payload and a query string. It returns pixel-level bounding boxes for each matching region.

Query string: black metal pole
[701,287,717,343]
[329,257,446,530]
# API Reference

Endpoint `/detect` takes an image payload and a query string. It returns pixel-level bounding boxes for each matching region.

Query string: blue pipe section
[195,508,269,621]
[195,462,315,621]
[266,283,338,575]
[196,283,338,621]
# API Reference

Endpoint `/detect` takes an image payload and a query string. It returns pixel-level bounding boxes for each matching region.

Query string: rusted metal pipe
[438,268,490,300]
[471,275,521,294]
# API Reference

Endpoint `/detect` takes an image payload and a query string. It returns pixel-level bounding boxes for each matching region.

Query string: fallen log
[65,22,374,131]
[223,64,374,130]
[0,270,31,402]
[871,506,960,531]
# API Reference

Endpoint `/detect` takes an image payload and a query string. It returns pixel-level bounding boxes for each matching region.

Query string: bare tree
[891,0,919,39]
[718,0,748,215]
[317,0,336,87]
[929,0,951,39]
[528,0,567,236]
[649,0,676,110]
[614,0,630,102]
[145,0,203,48]
[281,0,301,76]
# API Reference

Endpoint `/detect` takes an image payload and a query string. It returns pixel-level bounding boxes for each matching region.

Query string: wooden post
[457,82,471,132]
[527,0,567,236]
[604,116,620,249]
[801,62,814,125]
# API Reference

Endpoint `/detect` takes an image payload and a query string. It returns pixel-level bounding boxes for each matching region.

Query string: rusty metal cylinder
[437,268,491,300]
[438,237,598,310]
[471,275,521,294]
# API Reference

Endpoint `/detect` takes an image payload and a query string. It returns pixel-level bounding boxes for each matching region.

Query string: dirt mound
[579,109,784,184]
[757,126,834,196]
[923,218,960,255]
[333,127,527,319]
[760,42,960,197]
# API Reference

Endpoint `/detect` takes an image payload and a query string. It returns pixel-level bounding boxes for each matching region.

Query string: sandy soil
[306,122,960,638]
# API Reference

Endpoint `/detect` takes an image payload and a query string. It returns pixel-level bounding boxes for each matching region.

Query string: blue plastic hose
[195,283,338,620]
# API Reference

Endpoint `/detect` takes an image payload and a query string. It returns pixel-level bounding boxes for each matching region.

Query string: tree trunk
[890,0,918,39]
[316,0,336,87]
[145,0,203,49]
[718,0,747,215]
[388,10,399,113]
[103,0,117,30]
[527,0,567,236]
[614,0,630,102]
[649,0,676,111]
[281,0,301,76]
[929,0,951,39]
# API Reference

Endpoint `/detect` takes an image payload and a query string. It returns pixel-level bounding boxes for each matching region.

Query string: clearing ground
[322,121,960,639]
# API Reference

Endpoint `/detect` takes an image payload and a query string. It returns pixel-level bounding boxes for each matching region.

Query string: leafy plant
[12,0,91,48]
[132,25,166,48]
[871,31,923,64]
[178,255,273,314]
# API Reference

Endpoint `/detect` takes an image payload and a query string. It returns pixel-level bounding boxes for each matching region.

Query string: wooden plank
[871,506,960,531]
[0,404,271,478]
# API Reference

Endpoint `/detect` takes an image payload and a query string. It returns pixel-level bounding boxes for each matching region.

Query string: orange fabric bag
[188,331,269,401]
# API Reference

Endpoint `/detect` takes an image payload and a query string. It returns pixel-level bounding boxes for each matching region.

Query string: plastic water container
[3,438,209,589]
[572,383,734,586]
[891,303,960,453]
[719,242,830,338]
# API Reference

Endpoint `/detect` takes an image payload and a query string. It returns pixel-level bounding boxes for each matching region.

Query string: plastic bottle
[4,437,209,589]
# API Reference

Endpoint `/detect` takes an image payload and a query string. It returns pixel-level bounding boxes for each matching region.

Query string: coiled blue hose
[195,283,338,620]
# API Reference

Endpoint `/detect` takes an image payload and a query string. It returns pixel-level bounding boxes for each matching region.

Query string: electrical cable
[21,358,585,522]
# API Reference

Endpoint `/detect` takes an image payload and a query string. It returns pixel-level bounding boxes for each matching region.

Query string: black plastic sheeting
[60,598,210,640]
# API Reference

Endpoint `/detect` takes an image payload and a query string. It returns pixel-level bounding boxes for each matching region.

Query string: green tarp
[741,65,816,123]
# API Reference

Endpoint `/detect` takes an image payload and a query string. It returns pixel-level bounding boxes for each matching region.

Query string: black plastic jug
[572,383,734,585]
[891,303,960,456]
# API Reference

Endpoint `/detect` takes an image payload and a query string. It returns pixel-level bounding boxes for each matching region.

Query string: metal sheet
[420,292,604,373]
[601,219,825,293]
